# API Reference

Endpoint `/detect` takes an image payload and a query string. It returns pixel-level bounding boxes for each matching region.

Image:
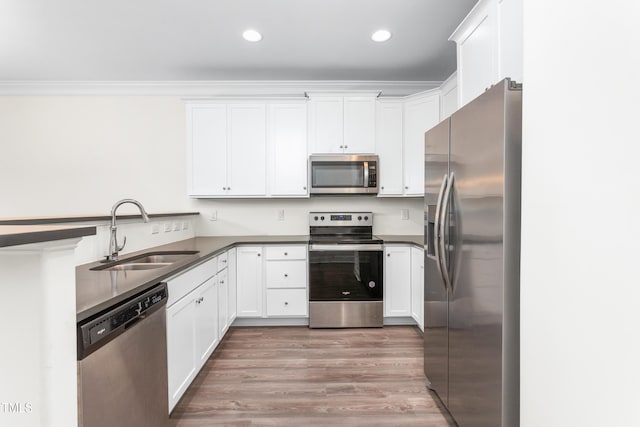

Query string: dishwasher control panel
[77,283,168,360]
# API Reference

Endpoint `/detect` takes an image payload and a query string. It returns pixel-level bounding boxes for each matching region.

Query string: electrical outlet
[400,209,409,220]
[209,211,217,221]
[164,223,172,232]
[277,209,285,221]
[182,221,189,230]
[151,224,160,235]
[173,222,180,231]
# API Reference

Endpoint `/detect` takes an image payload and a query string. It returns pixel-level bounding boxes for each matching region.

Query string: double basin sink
[91,250,200,271]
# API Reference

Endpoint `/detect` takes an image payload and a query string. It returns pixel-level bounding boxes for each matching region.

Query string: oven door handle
[309,244,384,252]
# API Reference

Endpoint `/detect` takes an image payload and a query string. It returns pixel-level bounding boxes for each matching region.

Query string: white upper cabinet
[450,0,523,107]
[308,94,376,154]
[375,100,404,196]
[440,73,459,120]
[186,102,266,197]
[403,92,440,196]
[343,97,376,153]
[227,103,267,196]
[268,102,308,197]
[187,104,227,197]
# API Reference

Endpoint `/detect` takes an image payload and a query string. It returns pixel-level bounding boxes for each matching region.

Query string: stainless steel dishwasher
[77,283,169,427]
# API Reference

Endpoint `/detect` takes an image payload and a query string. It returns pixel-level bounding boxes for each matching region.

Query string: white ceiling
[0,0,477,82]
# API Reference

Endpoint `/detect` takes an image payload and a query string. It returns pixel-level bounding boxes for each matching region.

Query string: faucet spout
[107,199,149,262]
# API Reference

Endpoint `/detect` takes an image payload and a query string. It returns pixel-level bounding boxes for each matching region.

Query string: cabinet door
[343,96,376,153]
[228,103,267,196]
[308,96,343,153]
[404,94,440,196]
[236,246,264,317]
[265,260,307,288]
[266,289,308,316]
[167,293,197,411]
[218,269,229,337]
[375,101,404,195]
[411,247,425,331]
[227,248,237,323]
[268,103,309,196]
[187,104,228,196]
[194,276,219,370]
[384,246,412,317]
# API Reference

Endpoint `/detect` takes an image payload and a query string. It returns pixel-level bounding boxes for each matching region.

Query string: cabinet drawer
[265,245,307,260]
[167,256,217,307]
[217,251,228,272]
[265,260,307,288]
[266,289,308,316]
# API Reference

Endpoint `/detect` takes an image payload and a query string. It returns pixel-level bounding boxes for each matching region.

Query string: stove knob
[364,216,369,221]
[320,216,325,221]
[314,216,318,221]
[358,216,362,221]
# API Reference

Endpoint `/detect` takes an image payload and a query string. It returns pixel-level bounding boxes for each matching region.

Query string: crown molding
[0,80,442,97]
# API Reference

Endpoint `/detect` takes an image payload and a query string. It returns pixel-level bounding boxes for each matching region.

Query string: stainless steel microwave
[309,154,378,195]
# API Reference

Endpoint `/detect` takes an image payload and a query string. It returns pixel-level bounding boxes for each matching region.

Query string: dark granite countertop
[0,225,97,248]
[378,235,424,247]
[0,212,199,226]
[76,235,309,322]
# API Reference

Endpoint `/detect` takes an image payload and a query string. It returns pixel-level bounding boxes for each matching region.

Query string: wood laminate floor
[170,326,454,426]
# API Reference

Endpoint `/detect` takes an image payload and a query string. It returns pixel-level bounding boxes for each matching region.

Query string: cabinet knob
[339,145,344,149]
[284,252,288,256]
[222,259,227,263]
[381,186,384,190]
[344,145,348,149]
[228,187,231,191]
[387,253,391,257]
[257,253,261,257]
[222,187,226,190]
[220,280,224,284]
[405,186,409,189]
[284,302,288,305]
[303,186,307,190]
[284,274,288,277]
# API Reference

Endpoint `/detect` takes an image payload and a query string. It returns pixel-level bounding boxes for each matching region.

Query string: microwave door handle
[363,162,369,188]
[434,174,448,291]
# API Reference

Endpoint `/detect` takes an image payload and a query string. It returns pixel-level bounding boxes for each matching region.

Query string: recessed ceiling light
[242,29,262,42]
[371,29,392,43]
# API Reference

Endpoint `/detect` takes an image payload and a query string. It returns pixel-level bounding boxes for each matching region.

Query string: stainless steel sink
[91,250,199,271]
[105,263,172,271]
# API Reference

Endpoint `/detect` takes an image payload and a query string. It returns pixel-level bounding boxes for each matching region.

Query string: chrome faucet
[107,199,149,262]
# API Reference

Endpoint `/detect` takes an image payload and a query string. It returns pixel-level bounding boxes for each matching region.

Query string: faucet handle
[117,235,127,253]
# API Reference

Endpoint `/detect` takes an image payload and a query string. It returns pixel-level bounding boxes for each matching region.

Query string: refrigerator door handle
[440,172,455,292]
[434,173,448,290]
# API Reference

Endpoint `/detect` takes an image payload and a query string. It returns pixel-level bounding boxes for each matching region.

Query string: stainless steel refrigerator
[423,78,521,427]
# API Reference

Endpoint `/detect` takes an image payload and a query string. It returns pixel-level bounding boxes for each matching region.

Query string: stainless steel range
[308,212,383,328]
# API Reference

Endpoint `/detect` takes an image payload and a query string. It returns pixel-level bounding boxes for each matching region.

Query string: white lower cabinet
[227,248,237,323]
[236,246,264,317]
[411,247,424,331]
[166,250,236,413]
[236,244,308,319]
[167,272,218,412]
[166,289,197,412]
[195,277,219,368]
[384,245,412,317]
[266,289,307,316]
[218,268,229,337]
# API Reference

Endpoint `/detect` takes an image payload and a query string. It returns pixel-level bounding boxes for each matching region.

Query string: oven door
[308,244,383,301]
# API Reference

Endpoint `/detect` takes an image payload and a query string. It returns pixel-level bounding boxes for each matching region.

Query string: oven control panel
[309,212,373,226]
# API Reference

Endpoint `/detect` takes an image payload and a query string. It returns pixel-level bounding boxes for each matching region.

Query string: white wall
[521,1,640,426]
[0,96,422,237]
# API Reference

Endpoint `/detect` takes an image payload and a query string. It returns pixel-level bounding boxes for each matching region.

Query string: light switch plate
[164,223,172,232]
[277,209,285,221]
[210,211,217,221]
[151,224,160,234]
[400,209,409,220]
